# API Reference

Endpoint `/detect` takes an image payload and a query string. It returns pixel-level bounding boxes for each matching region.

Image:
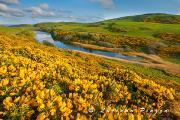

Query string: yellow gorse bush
[0,32,178,119]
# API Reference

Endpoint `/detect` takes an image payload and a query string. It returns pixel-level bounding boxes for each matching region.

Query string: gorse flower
[0,32,178,119]
[3,97,14,110]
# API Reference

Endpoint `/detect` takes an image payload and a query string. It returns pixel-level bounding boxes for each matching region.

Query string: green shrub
[42,40,54,47]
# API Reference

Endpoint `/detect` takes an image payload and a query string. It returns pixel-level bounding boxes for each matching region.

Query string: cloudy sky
[0,0,179,24]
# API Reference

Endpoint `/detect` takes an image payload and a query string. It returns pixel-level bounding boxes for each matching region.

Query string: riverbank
[35,31,180,78]
[73,42,124,52]
[73,49,180,77]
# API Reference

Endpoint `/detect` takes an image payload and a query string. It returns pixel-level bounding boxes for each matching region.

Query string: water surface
[35,31,142,61]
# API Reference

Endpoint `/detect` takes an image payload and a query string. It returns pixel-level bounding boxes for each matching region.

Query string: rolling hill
[116,13,180,24]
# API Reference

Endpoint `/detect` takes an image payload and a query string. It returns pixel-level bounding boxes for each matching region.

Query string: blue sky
[0,0,179,24]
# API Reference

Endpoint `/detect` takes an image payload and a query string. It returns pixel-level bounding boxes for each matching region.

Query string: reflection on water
[35,31,54,44]
[35,31,142,61]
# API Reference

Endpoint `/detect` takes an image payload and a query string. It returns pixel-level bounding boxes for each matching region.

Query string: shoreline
[72,42,124,52]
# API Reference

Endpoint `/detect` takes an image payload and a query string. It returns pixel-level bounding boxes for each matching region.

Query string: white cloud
[0,3,24,17]
[89,0,115,8]
[26,3,55,17]
[0,0,19,4]
[39,3,49,10]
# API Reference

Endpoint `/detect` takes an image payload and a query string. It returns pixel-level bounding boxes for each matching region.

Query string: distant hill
[10,24,33,27]
[116,13,180,24]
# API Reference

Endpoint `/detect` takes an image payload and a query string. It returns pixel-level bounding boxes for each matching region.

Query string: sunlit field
[0,0,180,118]
[0,23,179,119]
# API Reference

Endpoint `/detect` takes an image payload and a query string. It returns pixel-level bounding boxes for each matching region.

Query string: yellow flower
[47,101,53,108]
[69,93,72,98]
[19,96,26,104]
[36,113,46,120]
[36,97,43,105]
[50,109,56,116]
[1,78,9,86]
[50,89,55,97]
[3,97,14,110]
[26,87,31,93]
[8,65,16,71]
[107,113,114,120]
[0,66,7,75]
[38,91,45,99]
[26,111,34,118]
[63,108,72,117]
[12,80,17,87]
[60,106,67,113]
[40,104,45,109]
[10,92,16,96]
[0,111,4,116]
[136,114,142,120]
[14,97,20,103]
[19,68,25,78]
[128,114,134,120]
[67,100,73,109]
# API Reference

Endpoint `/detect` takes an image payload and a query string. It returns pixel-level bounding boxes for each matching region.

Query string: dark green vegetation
[117,13,180,24]
[42,41,55,47]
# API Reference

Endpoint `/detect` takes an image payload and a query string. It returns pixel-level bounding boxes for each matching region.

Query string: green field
[35,13,180,38]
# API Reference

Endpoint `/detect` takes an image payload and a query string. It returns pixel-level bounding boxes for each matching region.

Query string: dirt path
[73,50,180,77]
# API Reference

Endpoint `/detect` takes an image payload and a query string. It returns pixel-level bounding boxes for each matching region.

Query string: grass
[108,59,180,82]
[35,19,180,39]
[118,13,180,24]
[42,40,55,47]
[114,21,180,38]
[0,25,34,34]
[0,25,24,34]
[162,55,180,64]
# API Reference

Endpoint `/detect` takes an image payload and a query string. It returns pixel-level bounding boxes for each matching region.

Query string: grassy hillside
[35,20,180,38]
[117,13,180,24]
[0,26,180,119]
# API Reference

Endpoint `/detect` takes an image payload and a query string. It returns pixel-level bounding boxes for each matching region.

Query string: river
[35,31,142,61]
